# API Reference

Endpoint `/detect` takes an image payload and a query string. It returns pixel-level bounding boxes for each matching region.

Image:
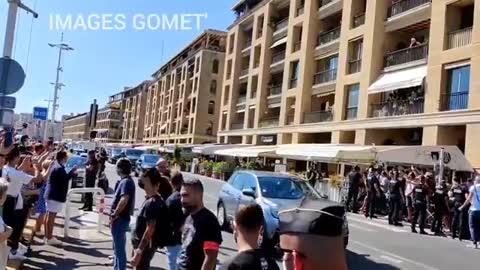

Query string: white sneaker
[46,237,63,246]
[8,252,26,261]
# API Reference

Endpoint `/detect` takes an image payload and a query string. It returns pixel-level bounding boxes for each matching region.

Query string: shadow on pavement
[23,250,96,270]
[346,250,401,270]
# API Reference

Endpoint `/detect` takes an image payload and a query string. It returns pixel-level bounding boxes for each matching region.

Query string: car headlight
[270,208,279,219]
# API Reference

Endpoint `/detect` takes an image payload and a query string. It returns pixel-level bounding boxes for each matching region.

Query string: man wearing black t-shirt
[166,171,186,270]
[345,166,362,213]
[221,204,279,270]
[131,169,171,270]
[81,150,99,211]
[178,179,222,270]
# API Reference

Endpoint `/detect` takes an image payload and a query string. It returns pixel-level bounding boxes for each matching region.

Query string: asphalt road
[23,164,479,270]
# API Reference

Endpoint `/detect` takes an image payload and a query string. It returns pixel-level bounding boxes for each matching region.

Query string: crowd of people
[345,165,480,249]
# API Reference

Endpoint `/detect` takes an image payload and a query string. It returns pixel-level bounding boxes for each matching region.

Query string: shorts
[406,196,413,208]
[46,200,64,213]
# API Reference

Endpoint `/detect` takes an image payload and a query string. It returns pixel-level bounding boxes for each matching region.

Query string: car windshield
[112,148,122,155]
[65,157,87,169]
[143,155,160,163]
[126,149,144,157]
[258,176,319,200]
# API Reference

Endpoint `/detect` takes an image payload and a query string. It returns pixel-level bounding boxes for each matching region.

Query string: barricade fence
[64,188,106,238]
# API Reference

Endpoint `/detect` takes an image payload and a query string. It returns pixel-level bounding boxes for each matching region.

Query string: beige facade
[117,82,149,144]
[63,113,90,141]
[143,30,227,145]
[92,106,123,143]
[219,0,480,169]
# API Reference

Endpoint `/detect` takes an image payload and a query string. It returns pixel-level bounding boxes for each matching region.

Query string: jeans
[452,202,469,239]
[166,245,181,270]
[469,210,480,243]
[365,194,377,218]
[111,217,130,270]
[345,188,359,212]
[411,202,427,231]
[388,196,401,224]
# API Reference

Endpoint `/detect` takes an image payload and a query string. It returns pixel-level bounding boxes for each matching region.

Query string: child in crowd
[0,180,13,269]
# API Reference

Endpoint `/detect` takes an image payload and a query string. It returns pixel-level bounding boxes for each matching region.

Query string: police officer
[431,181,449,236]
[365,167,381,219]
[345,166,362,213]
[388,171,405,226]
[411,175,429,234]
[450,178,469,240]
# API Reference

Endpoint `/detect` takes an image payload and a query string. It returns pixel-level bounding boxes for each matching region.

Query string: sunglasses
[275,245,307,259]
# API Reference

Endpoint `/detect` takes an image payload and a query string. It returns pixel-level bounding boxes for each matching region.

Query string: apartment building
[143,29,227,145]
[114,81,149,144]
[218,0,480,168]
[92,105,123,143]
[63,113,90,141]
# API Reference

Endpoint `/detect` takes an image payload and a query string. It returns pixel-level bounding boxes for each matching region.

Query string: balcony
[320,0,334,6]
[231,122,244,130]
[304,110,333,123]
[371,97,424,118]
[287,114,295,125]
[384,43,428,68]
[345,107,358,120]
[269,84,283,96]
[290,78,298,89]
[318,26,341,47]
[388,0,431,18]
[348,59,361,74]
[243,38,252,50]
[259,117,280,128]
[319,0,343,20]
[352,13,365,28]
[313,69,337,85]
[447,27,473,50]
[237,95,247,104]
[441,92,469,111]
[271,51,286,65]
[239,68,249,78]
[296,5,305,17]
[274,18,289,33]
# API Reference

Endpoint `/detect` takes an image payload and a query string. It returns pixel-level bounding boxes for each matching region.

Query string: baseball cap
[279,200,345,237]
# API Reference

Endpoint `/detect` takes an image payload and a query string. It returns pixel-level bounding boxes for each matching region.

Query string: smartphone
[3,130,13,148]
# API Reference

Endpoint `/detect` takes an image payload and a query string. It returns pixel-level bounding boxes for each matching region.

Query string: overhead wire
[25,0,38,74]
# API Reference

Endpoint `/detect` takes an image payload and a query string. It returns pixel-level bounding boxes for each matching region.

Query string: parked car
[217,171,349,248]
[109,148,124,164]
[134,154,161,176]
[65,155,87,188]
[123,148,145,165]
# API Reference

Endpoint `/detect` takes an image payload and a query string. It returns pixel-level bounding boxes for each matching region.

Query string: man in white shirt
[460,176,480,249]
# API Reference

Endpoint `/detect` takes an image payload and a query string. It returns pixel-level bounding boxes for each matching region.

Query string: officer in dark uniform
[345,166,362,213]
[431,181,449,236]
[388,171,405,226]
[365,168,381,219]
[411,176,429,234]
[450,178,469,240]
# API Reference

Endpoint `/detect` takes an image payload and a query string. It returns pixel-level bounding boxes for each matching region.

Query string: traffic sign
[0,58,25,95]
[33,107,48,120]
[0,96,16,109]
[0,109,14,126]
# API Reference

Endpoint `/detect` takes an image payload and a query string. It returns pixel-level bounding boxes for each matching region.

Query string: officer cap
[279,200,345,237]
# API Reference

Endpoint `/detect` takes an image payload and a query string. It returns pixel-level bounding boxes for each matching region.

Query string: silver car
[217,170,349,247]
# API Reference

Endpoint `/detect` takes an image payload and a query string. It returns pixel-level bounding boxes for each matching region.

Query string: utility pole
[48,33,73,139]
[3,0,38,58]
[43,98,53,140]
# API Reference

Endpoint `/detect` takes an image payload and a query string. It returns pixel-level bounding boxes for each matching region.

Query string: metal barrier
[64,188,106,238]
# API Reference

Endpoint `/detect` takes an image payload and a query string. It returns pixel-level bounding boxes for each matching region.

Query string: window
[208,101,215,115]
[212,59,219,74]
[443,65,470,111]
[290,61,299,88]
[348,39,363,74]
[242,175,258,191]
[345,84,359,120]
[206,121,213,135]
[210,80,217,95]
[232,173,247,190]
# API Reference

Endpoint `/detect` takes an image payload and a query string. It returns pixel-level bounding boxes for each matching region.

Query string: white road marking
[348,215,406,233]
[351,240,440,270]
[348,223,375,232]
[380,255,403,264]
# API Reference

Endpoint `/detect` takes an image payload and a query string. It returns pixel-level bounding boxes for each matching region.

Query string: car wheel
[217,202,228,230]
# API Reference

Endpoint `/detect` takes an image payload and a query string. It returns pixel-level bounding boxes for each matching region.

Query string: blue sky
[0,0,235,120]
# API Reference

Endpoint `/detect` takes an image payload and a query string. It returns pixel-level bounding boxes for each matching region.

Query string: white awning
[270,36,287,48]
[368,65,427,94]
[192,144,250,155]
[215,145,279,158]
[135,145,161,151]
[276,144,376,163]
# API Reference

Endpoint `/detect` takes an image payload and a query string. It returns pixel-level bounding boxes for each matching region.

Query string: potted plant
[204,160,214,177]
[212,162,223,179]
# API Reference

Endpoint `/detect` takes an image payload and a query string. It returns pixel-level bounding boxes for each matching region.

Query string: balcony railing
[314,69,337,85]
[231,122,244,130]
[388,0,431,18]
[243,38,252,49]
[318,26,341,46]
[448,27,473,49]
[441,91,469,111]
[290,78,298,89]
[274,18,289,32]
[296,5,305,16]
[287,114,295,125]
[348,59,362,74]
[237,95,247,104]
[371,97,424,118]
[304,111,333,123]
[259,117,280,128]
[240,68,249,77]
[271,51,286,64]
[352,13,365,28]
[320,0,334,8]
[269,84,283,96]
[384,43,428,68]
[345,107,358,120]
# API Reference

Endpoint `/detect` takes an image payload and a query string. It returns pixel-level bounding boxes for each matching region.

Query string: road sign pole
[3,0,18,58]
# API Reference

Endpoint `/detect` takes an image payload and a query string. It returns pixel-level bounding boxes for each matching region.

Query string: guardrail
[64,188,106,238]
